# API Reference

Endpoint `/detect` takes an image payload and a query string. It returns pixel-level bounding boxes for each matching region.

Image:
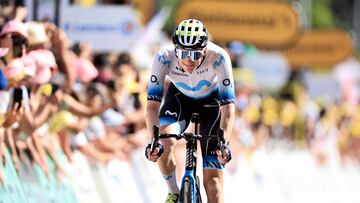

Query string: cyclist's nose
[185,56,194,61]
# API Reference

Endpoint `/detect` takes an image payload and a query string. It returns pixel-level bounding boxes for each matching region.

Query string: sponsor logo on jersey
[222,78,231,86]
[196,68,209,75]
[158,54,171,67]
[175,80,211,92]
[171,70,188,77]
[150,75,158,83]
[213,55,225,69]
[165,110,178,118]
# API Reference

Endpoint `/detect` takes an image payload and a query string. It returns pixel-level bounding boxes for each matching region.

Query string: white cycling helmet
[173,19,208,49]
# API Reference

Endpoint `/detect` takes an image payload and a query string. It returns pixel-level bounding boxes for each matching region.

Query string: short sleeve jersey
[147,42,235,106]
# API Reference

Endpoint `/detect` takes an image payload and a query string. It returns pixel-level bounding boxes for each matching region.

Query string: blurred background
[1,0,360,202]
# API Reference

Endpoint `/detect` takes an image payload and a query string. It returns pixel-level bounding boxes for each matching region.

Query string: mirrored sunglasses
[175,48,204,60]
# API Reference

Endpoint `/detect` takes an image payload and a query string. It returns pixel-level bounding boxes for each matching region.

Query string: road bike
[150,113,226,203]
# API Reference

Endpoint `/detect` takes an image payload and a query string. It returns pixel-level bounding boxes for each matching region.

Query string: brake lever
[150,126,159,154]
[217,128,226,158]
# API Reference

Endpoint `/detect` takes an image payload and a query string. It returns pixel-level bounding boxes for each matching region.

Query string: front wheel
[180,177,194,203]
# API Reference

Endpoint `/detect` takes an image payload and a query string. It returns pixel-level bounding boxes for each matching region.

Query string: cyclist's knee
[204,176,223,194]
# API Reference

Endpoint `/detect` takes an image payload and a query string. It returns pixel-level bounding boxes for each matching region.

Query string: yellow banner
[176,1,300,47]
[282,30,353,67]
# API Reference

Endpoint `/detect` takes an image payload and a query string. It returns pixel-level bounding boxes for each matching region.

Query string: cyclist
[145,19,235,203]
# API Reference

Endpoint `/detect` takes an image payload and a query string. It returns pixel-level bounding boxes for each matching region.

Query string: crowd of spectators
[0,5,149,186]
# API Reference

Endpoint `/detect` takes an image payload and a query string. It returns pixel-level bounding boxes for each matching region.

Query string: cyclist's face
[179,58,202,72]
[176,48,206,73]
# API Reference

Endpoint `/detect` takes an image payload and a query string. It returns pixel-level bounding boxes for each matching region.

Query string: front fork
[181,137,200,202]
[181,172,197,203]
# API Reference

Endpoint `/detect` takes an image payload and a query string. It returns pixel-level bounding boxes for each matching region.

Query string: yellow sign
[282,30,353,67]
[176,1,300,47]
[132,0,155,24]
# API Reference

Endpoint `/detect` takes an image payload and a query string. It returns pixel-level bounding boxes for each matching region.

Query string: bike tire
[180,177,194,203]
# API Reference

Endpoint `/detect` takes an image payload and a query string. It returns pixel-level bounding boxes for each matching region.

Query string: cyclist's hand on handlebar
[216,143,232,165]
[145,143,164,162]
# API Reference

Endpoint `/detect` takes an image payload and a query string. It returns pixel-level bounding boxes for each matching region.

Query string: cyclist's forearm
[220,103,235,141]
[145,100,161,138]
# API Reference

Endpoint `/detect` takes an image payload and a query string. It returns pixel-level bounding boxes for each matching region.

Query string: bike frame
[180,113,201,203]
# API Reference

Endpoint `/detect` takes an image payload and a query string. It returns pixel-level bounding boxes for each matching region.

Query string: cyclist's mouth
[178,59,200,73]
[181,62,196,69]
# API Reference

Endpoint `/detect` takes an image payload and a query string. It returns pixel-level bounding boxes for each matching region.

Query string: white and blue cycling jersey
[147,41,235,106]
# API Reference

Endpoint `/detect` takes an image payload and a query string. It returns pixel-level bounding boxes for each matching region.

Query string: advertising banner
[176,1,300,47]
[282,30,353,67]
[61,6,141,52]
